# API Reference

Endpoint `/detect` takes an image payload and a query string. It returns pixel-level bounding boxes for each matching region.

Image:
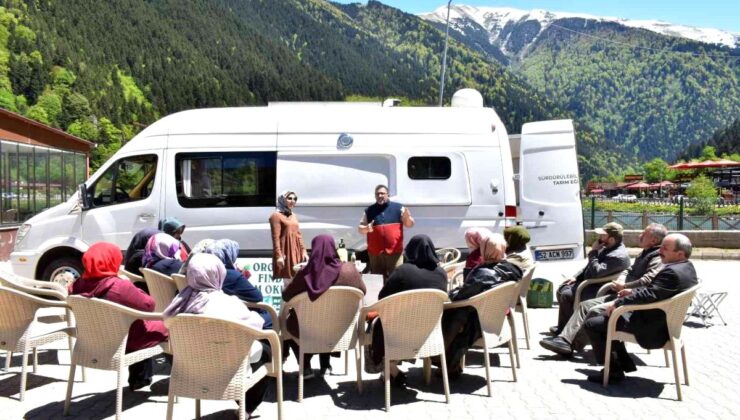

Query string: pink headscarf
[143,233,181,268]
[163,253,225,318]
[464,227,492,251]
[480,233,507,263]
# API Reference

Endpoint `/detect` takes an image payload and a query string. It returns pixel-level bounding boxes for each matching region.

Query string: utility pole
[438,0,452,107]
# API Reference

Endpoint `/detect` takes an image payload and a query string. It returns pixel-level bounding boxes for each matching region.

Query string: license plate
[534,248,575,261]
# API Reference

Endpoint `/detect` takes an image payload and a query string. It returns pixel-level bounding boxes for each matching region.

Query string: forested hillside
[2,0,731,180]
[681,118,740,159]
[517,19,739,164]
[425,9,740,171]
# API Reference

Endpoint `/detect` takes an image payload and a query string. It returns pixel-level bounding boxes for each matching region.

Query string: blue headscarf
[205,239,240,270]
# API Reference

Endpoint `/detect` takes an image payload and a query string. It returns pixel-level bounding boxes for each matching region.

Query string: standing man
[358,184,414,282]
[551,222,630,335]
[583,233,698,383]
[540,223,667,356]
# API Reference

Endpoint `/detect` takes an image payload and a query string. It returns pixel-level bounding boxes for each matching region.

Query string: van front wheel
[41,257,84,287]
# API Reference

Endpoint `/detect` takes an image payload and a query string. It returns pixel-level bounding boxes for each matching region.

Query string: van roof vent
[451,89,484,108]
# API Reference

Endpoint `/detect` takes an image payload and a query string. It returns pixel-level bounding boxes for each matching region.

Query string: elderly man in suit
[583,233,698,384]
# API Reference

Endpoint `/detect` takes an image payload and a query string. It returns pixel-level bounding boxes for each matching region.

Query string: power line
[548,23,740,60]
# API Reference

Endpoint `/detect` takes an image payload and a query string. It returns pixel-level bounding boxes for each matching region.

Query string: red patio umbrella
[670,159,740,170]
[626,182,651,189]
[649,180,674,189]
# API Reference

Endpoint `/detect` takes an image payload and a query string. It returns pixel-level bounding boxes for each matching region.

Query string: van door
[518,120,584,262]
[80,153,161,249]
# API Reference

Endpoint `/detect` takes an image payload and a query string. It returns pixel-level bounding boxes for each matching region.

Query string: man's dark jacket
[615,260,698,348]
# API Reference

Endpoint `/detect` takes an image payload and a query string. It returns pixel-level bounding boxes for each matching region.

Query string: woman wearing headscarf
[463,227,492,279]
[269,191,307,280]
[442,233,523,378]
[367,235,447,384]
[163,253,269,416]
[281,234,366,378]
[205,239,272,329]
[124,227,159,274]
[503,226,534,272]
[159,217,191,256]
[143,233,184,276]
[177,238,215,275]
[70,242,169,391]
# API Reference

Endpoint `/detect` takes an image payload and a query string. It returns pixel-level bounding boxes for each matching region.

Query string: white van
[10,89,584,281]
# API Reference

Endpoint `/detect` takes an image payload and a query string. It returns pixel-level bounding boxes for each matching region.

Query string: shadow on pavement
[1,349,61,371]
[0,373,63,400]
[24,377,170,420]
[563,368,667,399]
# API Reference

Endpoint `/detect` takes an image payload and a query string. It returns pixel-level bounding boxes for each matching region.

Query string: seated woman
[206,239,272,329]
[159,216,191,256]
[124,227,159,275]
[462,227,492,279]
[69,242,169,391]
[367,234,447,384]
[143,233,184,276]
[503,226,534,272]
[442,233,523,377]
[177,238,215,275]
[163,253,269,416]
[282,234,365,378]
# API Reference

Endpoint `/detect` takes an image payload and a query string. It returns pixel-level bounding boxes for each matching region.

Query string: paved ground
[1,259,738,419]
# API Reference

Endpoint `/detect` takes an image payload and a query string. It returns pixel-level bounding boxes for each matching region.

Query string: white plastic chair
[359,289,450,411]
[279,286,364,401]
[445,282,519,396]
[436,248,461,269]
[511,264,537,350]
[164,314,283,420]
[603,285,699,401]
[573,272,622,309]
[0,286,77,401]
[141,268,178,312]
[118,268,145,284]
[63,296,167,419]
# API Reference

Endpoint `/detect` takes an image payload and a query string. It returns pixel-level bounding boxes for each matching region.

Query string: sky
[331,1,740,33]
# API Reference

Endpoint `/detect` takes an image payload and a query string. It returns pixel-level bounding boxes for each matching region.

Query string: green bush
[686,175,718,215]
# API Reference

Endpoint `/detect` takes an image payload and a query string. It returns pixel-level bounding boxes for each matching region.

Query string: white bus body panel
[518,120,585,262]
[10,99,579,279]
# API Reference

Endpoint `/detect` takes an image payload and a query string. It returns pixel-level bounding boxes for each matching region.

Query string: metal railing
[584,197,740,231]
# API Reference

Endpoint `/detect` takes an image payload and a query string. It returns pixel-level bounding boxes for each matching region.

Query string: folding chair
[685,284,727,327]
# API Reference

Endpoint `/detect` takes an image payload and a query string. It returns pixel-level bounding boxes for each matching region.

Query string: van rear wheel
[41,257,84,287]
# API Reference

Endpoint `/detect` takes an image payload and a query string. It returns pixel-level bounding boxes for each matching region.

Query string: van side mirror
[78,183,92,210]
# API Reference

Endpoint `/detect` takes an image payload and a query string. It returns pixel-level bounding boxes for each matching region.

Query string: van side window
[175,152,276,208]
[408,157,451,180]
[90,155,158,207]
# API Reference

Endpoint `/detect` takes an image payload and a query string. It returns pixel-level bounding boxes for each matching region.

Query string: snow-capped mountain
[420,4,739,57]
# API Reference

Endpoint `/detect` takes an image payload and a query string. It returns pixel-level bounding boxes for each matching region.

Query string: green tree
[686,175,718,215]
[642,158,669,183]
[699,146,718,161]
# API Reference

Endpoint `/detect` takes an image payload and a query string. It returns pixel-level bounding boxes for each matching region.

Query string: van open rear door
[519,120,584,262]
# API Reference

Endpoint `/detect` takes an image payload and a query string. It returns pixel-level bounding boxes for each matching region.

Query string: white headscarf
[276,190,297,216]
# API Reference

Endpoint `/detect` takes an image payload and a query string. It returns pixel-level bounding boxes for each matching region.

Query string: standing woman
[269,191,308,280]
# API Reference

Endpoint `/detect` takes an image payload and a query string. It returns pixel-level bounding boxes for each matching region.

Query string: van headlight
[15,224,31,248]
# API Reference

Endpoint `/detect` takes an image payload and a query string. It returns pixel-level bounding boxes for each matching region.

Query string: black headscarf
[403,234,440,271]
[124,227,159,273]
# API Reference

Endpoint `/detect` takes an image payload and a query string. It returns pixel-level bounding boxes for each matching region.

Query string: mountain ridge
[420,4,740,53]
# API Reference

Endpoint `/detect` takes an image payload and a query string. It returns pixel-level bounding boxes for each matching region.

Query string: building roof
[0,107,95,153]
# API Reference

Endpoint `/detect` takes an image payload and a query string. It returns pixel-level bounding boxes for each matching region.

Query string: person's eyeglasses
[286,196,297,201]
